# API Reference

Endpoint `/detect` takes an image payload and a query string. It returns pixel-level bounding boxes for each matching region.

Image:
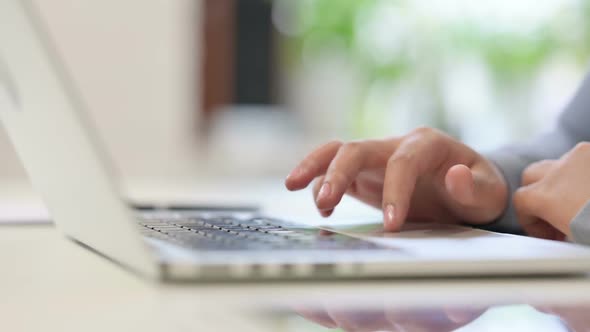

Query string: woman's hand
[285,127,508,231]
[514,142,590,240]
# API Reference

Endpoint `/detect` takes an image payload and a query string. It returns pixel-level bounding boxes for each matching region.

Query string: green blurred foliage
[287,0,590,77]
[282,0,411,81]
[279,0,590,137]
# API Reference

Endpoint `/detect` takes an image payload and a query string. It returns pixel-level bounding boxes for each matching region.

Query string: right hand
[285,127,508,231]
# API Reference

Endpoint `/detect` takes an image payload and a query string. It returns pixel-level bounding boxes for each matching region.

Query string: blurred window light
[273,0,590,149]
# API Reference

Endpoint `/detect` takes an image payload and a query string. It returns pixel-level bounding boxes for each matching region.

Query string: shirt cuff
[571,199,590,246]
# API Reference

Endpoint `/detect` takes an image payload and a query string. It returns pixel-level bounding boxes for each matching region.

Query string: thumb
[445,164,476,206]
[444,163,508,224]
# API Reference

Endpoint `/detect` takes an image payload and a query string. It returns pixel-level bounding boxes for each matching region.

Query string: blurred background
[2,0,590,184]
[199,0,590,179]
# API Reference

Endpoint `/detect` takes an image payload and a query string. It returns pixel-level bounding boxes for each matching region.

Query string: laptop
[3,0,590,281]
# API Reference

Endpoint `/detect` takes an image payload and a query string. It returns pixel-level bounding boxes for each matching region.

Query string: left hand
[514,142,590,240]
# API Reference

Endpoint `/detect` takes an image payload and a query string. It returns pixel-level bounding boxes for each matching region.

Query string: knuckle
[341,141,363,154]
[328,170,352,184]
[513,187,539,210]
[532,159,551,170]
[524,159,554,176]
[512,188,528,208]
[408,126,446,148]
[573,142,590,153]
[387,152,415,167]
[326,140,344,149]
[526,160,541,169]
[412,126,435,136]
[521,171,532,186]
[410,126,443,139]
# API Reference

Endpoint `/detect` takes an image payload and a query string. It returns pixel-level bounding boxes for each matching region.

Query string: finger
[513,187,539,227]
[381,138,439,231]
[444,162,509,223]
[285,141,342,191]
[514,187,560,240]
[445,164,476,206]
[315,142,368,211]
[521,217,562,240]
[312,176,324,201]
[345,176,383,209]
[522,159,556,186]
[312,176,334,217]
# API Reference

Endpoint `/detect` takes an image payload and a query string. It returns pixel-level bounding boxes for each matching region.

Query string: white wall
[0,0,203,181]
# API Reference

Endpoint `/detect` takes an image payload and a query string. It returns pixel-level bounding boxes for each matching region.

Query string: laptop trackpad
[320,222,587,259]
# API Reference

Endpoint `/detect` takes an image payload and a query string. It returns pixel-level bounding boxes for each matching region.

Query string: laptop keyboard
[139,216,383,251]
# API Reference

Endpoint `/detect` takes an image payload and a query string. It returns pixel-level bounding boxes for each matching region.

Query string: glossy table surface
[2,178,590,331]
[3,225,590,331]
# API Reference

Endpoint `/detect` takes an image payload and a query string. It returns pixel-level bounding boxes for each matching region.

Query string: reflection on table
[275,302,590,331]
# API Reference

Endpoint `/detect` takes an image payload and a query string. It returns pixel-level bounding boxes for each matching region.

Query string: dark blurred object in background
[202,0,278,119]
[234,0,277,105]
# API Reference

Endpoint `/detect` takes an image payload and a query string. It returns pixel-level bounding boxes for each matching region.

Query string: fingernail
[384,204,395,228]
[317,182,331,202]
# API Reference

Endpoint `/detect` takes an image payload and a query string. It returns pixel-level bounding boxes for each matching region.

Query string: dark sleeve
[481,72,590,234]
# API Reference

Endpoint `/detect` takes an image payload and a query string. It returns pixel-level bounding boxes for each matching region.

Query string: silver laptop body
[3,0,590,281]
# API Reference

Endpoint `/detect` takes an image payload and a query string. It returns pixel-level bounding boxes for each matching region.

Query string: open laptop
[3,0,590,281]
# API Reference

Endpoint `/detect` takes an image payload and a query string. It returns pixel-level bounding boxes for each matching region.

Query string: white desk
[0,225,590,332]
[2,179,590,331]
[4,225,590,331]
